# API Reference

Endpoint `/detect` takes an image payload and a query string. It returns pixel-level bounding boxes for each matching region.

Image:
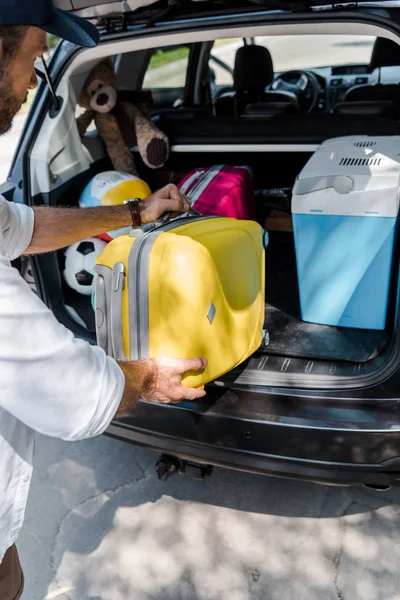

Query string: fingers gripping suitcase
[178,165,256,220]
[94,216,265,388]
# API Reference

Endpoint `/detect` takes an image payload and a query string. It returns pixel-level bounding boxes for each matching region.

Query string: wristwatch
[125,198,142,228]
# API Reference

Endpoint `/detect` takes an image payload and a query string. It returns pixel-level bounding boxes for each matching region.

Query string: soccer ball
[79,171,151,242]
[63,238,107,296]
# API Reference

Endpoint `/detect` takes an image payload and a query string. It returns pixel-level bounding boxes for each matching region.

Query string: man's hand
[141,357,207,402]
[139,184,191,224]
[117,356,207,416]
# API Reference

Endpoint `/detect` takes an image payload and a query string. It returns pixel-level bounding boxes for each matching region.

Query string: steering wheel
[270,70,321,113]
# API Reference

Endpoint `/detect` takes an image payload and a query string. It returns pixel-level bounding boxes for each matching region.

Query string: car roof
[54,0,400,24]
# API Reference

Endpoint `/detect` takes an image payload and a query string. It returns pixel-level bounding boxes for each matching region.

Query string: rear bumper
[106,386,400,487]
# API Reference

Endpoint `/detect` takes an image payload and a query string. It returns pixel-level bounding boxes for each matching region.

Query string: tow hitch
[156,454,213,481]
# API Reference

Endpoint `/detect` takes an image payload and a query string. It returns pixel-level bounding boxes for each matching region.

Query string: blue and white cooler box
[292,135,400,330]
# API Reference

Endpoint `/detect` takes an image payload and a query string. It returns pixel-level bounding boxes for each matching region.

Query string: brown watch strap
[127,198,142,228]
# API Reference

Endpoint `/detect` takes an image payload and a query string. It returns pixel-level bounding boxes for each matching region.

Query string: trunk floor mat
[264,231,391,363]
[264,304,391,362]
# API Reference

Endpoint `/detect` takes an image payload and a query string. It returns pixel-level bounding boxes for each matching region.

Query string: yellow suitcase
[94,216,265,388]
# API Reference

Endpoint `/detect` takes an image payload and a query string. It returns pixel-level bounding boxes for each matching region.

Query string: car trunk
[155,148,397,383]
[40,141,398,390]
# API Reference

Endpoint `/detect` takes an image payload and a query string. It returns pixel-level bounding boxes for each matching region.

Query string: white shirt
[0,196,125,562]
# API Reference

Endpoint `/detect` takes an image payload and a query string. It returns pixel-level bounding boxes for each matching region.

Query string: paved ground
[18,433,400,600]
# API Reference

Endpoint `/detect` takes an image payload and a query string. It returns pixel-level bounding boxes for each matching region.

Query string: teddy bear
[76,58,170,176]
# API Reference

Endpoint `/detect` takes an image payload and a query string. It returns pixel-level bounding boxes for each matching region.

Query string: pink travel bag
[177,165,256,220]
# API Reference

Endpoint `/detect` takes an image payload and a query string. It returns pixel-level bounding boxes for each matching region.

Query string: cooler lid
[292,135,400,218]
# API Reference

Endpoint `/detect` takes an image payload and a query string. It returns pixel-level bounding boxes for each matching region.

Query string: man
[0,2,207,598]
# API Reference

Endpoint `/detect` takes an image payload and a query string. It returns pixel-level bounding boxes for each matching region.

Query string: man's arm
[26,184,190,254]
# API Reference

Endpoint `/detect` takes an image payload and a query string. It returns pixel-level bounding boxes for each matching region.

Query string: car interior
[26,25,400,389]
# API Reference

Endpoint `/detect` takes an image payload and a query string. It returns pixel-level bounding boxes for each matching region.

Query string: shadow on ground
[19,433,400,600]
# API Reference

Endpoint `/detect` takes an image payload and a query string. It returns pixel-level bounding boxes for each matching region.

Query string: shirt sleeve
[0,196,35,260]
[0,254,126,442]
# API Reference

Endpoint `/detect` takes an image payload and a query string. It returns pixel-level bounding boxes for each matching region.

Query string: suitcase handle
[110,262,127,361]
[95,273,108,353]
[94,264,115,356]
[141,206,203,233]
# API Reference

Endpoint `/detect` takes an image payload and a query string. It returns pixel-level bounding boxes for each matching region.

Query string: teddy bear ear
[101,57,115,72]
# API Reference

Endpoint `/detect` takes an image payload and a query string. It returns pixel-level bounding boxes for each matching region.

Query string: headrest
[234,45,274,91]
[370,37,400,71]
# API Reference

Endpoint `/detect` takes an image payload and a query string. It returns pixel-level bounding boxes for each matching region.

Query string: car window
[142,45,190,90]
[208,35,376,83]
[254,35,376,71]
[209,38,243,86]
[47,34,59,58]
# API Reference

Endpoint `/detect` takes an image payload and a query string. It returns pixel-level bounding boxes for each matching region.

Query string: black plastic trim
[106,421,400,487]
